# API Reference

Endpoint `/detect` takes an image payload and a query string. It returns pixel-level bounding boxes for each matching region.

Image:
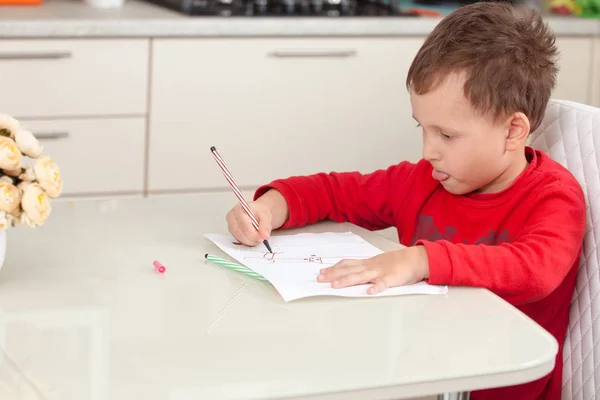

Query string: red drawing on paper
[242,252,370,265]
[230,241,372,265]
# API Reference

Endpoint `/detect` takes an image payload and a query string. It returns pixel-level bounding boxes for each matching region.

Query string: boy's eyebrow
[413,115,458,135]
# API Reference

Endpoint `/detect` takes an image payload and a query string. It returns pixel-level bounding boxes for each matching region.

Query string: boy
[225,2,586,399]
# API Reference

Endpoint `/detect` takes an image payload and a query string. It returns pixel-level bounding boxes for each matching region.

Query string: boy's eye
[441,132,451,139]
[415,123,421,128]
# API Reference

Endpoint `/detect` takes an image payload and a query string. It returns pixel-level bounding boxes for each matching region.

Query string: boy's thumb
[259,226,271,240]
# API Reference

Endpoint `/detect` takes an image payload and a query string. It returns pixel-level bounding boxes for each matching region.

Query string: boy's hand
[226,201,273,247]
[317,246,430,295]
[225,189,290,247]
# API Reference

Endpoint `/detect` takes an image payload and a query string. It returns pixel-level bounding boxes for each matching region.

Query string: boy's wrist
[256,189,290,229]
[410,245,430,280]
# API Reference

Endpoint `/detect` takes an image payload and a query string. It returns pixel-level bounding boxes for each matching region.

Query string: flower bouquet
[0,113,63,230]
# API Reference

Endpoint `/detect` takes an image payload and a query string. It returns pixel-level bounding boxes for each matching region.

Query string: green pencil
[204,253,268,281]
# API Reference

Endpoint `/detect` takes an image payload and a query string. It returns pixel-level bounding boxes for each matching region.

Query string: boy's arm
[419,185,586,305]
[253,162,419,231]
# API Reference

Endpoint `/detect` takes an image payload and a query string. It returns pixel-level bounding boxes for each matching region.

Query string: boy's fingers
[327,258,360,271]
[331,270,376,288]
[232,213,260,245]
[227,206,250,240]
[240,217,264,246]
[255,208,272,238]
[318,262,362,282]
[258,226,271,240]
[226,213,245,243]
[226,209,237,229]
[368,278,391,295]
[227,205,266,246]
[230,224,254,246]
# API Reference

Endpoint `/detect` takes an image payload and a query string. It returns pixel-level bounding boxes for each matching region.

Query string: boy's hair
[406,2,558,132]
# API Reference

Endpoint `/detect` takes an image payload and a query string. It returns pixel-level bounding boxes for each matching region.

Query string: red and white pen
[210,146,273,253]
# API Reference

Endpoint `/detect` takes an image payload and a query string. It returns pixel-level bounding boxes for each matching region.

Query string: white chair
[529,99,600,400]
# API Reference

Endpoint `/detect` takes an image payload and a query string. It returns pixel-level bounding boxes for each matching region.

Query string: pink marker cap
[153,260,166,273]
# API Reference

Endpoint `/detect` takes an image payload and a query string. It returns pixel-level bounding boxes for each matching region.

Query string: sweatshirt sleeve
[419,185,586,305]
[253,162,418,231]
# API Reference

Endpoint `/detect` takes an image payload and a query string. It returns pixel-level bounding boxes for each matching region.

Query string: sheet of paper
[205,232,448,302]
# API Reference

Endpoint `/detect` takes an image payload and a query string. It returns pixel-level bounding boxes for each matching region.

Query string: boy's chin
[439,180,473,196]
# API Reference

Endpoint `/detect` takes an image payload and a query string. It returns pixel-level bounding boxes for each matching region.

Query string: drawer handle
[268,49,357,58]
[33,131,70,140]
[0,51,72,60]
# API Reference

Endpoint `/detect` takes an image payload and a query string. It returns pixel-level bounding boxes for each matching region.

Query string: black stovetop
[145,0,417,16]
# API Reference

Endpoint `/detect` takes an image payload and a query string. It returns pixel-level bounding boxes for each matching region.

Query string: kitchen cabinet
[20,118,146,196]
[147,37,426,192]
[0,38,150,199]
[553,37,594,104]
[0,39,149,118]
[0,34,597,198]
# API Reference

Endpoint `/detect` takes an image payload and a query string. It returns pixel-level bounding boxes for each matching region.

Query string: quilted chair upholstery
[528,99,600,400]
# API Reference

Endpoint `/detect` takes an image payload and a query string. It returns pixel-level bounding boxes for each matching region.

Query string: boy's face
[410,73,526,195]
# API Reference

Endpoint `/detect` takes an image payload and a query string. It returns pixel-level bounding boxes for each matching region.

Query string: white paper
[205,232,448,301]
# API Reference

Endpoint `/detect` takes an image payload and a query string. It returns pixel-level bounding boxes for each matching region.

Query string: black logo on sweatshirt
[410,214,514,245]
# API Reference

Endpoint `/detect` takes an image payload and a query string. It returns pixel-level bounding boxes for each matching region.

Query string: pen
[210,146,273,253]
[205,253,268,281]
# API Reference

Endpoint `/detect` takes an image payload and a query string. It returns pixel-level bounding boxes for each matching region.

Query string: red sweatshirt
[254,146,586,400]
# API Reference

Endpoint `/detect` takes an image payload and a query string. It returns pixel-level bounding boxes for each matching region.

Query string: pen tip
[263,240,273,254]
[210,146,216,152]
[204,253,208,258]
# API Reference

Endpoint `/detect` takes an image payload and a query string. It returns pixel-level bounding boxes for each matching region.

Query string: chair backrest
[529,99,600,400]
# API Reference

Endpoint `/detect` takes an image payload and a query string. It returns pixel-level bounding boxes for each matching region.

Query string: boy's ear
[505,112,530,151]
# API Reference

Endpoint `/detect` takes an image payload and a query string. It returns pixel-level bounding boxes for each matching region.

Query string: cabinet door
[148,38,425,192]
[19,118,146,196]
[0,39,149,118]
[553,37,594,104]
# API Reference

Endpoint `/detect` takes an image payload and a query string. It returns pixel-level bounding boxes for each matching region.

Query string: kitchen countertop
[0,0,598,38]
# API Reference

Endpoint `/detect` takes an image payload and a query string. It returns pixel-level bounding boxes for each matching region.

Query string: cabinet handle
[268,49,357,58]
[33,131,70,140]
[0,51,72,60]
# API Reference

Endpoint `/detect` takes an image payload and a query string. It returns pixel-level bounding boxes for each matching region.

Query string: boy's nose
[422,141,440,162]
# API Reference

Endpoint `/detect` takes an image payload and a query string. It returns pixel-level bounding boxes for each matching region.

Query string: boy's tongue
[432,170,450,181]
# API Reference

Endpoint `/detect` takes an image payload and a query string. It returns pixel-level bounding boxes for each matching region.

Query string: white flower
[19,182,51,227]
[0,176,13,185]
[0,210,14,230]
[0,113,20,138]
[14,129,42,158]
[18,166,36,182]
[33,156,62,198]
[2,167,21,177]
[0,180,21,214]
[0,136,22,170]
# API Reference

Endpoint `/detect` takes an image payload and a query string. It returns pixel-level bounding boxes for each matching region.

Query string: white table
[0,193,558,400]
